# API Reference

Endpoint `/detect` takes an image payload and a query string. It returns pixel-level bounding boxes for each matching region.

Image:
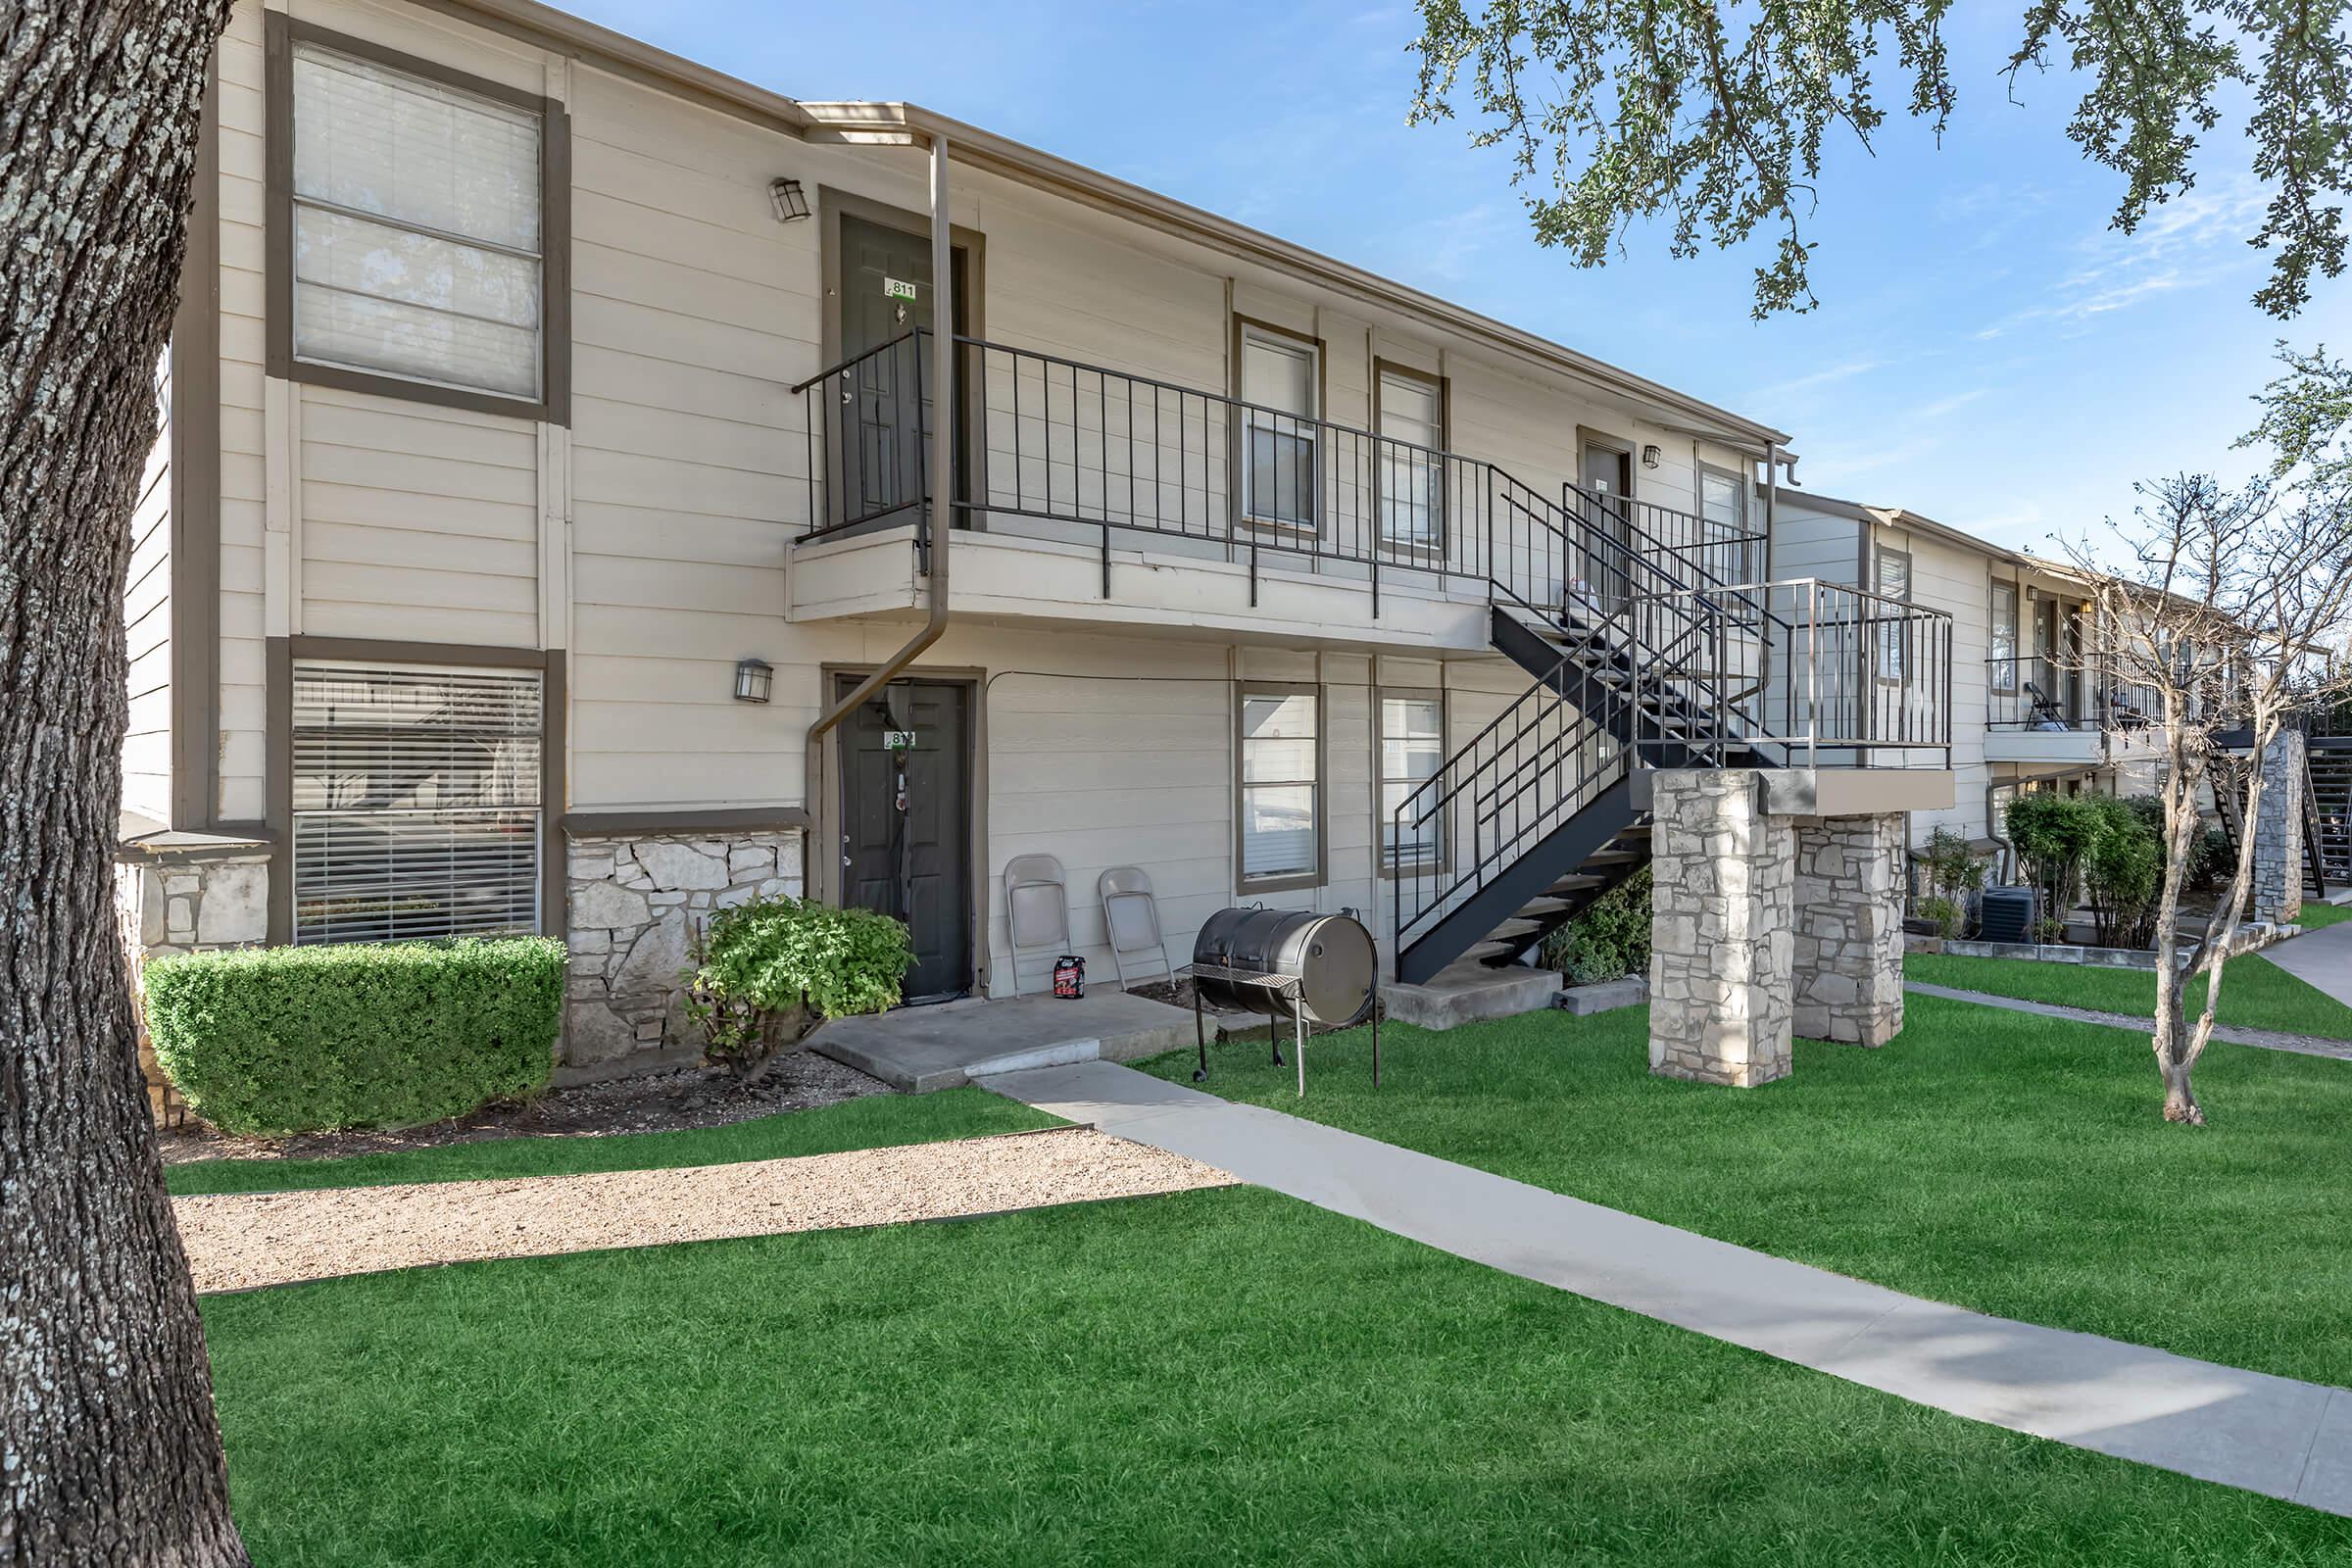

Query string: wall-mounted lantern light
[768,177,811,224]
[733,657,774,704]
[1641,443,1662,469]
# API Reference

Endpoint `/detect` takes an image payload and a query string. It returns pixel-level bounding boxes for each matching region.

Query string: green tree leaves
[1409,0,2351,319]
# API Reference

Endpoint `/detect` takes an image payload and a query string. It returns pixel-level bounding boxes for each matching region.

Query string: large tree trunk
[2,4,243,1564]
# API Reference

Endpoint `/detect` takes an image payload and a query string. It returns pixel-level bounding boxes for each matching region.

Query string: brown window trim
[1371,358,1449,561]
[1234,679,1326,895]
[171,51,223,831]
[1375,684,1449,880]
[1231,315,1327,540]
[265,14,571,425]
[267,635,565,945]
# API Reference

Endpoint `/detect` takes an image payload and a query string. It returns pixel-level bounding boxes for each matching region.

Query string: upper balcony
[1984,652,2162,766]
[785,329,1765,654]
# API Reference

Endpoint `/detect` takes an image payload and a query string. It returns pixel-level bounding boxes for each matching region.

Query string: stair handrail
[1392,662,1624,949]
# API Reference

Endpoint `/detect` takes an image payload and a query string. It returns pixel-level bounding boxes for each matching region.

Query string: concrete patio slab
[982,1057,2352,1516]
[812,989,1198,1093]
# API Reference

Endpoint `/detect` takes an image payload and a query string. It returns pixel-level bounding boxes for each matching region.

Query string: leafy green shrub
[2004,792,2103,920]
[683,897,912,1075]
[1914,895,1966,940]
[1540,866,1651,985]
[2082,797,2163,948]
[143,938,565,1135]
[1913,826,1988,936]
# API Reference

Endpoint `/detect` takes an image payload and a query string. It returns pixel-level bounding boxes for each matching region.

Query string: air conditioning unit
[1978,886,2038,943]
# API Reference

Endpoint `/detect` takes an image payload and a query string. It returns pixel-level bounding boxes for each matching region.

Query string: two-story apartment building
[122,0,1960,1081]
[1770,488,2169,861]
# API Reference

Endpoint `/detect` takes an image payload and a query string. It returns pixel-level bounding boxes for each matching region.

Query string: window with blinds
[293,662,542,945]
[290,42,543,400]
[1380,692,1445,871]
[1874,546,1913,681]
[1239,686,1320,885]
[1376,368,1443,556]
[1990,582,2019,692]
[1240,324,1319,530]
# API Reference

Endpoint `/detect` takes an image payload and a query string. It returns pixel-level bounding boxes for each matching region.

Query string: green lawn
[168,1088,1058,1197]
[2294,901,2352,929]
[202,1186,2352,1566]
[1906,948,2352,1041]
[1145,996,2352,1389]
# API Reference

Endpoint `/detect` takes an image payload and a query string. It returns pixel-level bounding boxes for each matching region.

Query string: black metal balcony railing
[791,328,1768,615]
[1985,654,2161,732]
[1616,580,1956,763]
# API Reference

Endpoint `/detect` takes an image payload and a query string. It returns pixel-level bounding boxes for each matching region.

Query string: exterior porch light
[733,657,774,704]
[768,177,811,223]
[1641,443,1662,469]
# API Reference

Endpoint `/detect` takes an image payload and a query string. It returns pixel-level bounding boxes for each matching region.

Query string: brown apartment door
[1577,439,1636,606]
[838,676,973,1004]
[836,215,970,534]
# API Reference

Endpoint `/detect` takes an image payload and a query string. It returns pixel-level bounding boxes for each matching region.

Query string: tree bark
[2,4,242,1564]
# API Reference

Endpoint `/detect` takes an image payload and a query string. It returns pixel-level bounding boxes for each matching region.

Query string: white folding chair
[1099,865,1174,990]
[1003,853,1069,997]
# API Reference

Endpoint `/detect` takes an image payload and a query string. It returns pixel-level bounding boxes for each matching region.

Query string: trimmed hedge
[144,938,566,1135]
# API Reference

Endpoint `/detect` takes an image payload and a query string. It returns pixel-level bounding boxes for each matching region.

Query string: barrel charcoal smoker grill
[1184,907,1380,1095]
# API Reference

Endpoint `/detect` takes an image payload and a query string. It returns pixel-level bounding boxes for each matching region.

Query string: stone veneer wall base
[563,828,807,1077]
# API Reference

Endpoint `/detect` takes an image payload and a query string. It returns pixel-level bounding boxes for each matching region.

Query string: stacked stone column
[1791,813,1905,1047]
[1649,771,1907,1087]
[2250,729,2306,925]
[1647,771,1796,1087]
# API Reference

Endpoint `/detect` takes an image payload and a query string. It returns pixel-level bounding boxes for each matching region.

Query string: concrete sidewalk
[2263,919,2352,1012]
[1906,981,2352,1062]
[983,1057,2352,1517]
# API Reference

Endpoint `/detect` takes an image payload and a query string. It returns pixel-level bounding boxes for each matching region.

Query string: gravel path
[1907,982,2352,1061]
[175,1128,1234,1294]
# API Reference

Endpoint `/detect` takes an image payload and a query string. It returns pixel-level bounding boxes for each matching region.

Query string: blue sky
[574,0,2352,556]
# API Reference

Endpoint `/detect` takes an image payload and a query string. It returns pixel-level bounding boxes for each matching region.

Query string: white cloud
[1751,358,1885,403]
[1797,433,1943,488]
[1971,171,2270,339]
[1912,387,1989,420]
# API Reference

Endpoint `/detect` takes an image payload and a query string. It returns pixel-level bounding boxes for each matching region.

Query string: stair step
[1463,940,1512,961]
[1515,897,1572,916]
[1583,850,1643,866]
[1490,918,1542,940]
[1549,874,1606,893]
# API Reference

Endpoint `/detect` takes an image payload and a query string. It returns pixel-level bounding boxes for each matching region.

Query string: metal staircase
[1392,479,1781,985]
[2216,738,2338,901]
[2310,739,2352,891]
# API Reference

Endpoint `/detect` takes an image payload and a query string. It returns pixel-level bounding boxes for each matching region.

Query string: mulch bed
[155,1050,891,1167]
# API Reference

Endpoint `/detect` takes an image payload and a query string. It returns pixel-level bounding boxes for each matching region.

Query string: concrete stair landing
[1380,960,1562,1030]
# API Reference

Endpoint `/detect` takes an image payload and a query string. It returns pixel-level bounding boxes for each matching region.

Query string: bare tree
[2,3,244,1562]
[2066,473,2352,1124]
